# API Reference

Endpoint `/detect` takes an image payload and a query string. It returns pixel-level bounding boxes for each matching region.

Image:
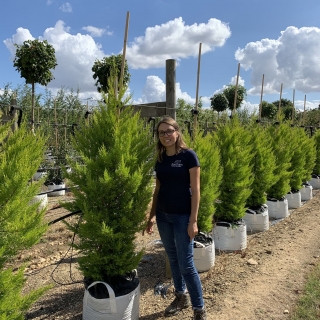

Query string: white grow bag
[29,193,48,211]
[212,221,247,251]
[193,242,215,273]
[285,191,301,209]
[300,184,313,201]
[48,183,65,197]
[83,281,140,320]
[243,205,269,233]
[309,176,320,189]
[266,198,289,219]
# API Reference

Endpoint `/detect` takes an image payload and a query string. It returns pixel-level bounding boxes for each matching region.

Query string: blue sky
[1,0,320,112]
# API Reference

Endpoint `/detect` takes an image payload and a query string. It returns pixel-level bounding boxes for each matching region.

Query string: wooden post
[166,59,176,120]
[278,83,283,120]
[65,102,68,149]
[303,95,307,126]
[292,89,295,125]
[119,11,130,92]
[193,43,202,138]
[259,74,264,121]
[54,99,58,149]
[31,82,35,133]
[233,63,240,115]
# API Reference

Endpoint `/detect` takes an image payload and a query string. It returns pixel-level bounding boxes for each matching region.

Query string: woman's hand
[188,221,198,241]
[143,219,156,235]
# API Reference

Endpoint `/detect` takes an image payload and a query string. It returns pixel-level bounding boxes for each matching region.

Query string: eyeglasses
[158,129,176,137]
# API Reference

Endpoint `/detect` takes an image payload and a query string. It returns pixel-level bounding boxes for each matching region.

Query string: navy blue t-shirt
[155,149,200,215]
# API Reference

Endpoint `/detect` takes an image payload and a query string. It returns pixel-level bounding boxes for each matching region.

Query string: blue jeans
[156,209,204,309]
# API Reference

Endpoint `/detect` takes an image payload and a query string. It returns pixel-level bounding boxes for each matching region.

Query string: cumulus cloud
[126,17,231,69]
[235,26,320,95]
[82,26,113,37]
[213,76,245,95]
[46,0,54,5]
[133,75,212,107]
[4,20,105,93]
[60,2,72,13]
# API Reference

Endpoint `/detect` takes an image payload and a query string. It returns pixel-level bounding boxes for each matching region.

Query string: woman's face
[158,123,178,148]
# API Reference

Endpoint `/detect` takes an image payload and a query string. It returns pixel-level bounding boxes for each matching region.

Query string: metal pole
[166,59,176,120]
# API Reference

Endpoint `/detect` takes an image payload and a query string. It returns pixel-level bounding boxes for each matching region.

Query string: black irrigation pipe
[48,210,82,225]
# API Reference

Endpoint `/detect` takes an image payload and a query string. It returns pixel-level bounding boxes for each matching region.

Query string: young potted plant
[299,129,316,200]
[189,129,222,271]
[0,122,50,318]
[212,117,254,251]
[63,81,155,320]
[243,123,276,233]
[285,127,307,208]
[266,123,293,219]
[309,129,320,189]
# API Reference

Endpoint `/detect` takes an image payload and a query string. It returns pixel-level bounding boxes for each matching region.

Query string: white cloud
[4,21,105,92]
[133,75,212,107]
[82,26,112,37]
[60,2,72,13]
[126,17,231,69]
[294,99,319,111]
[213,76,245,95]
[235,26,320,95]
[46,0,54,5]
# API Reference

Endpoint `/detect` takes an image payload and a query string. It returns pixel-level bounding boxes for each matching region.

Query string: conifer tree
[0,123,49,319]
[246,124,276,207]
[266,123,293,199]
[288,127,308,191]
[300,131,316,182]
[187,130,222,232]
[213,118,254,222]
[63,80,155,281]
[313,129,320,175]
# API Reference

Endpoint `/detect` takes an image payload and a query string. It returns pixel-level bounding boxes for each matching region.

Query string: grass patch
[291,262,320,319]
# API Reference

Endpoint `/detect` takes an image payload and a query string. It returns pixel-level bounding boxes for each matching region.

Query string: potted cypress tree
[63,81,155,320]
[243,123,276,233]
[188,130,222,271]
[285,127,307,208]
[299,130,316,200]
[0,123,50,318]
[212,118,254,251]
[266,123,293,219]
[309,129,320,189]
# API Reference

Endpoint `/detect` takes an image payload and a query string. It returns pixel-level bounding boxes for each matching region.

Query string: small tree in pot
[212,118,254,251]
[244,123,276,232]
[63,81,155,318]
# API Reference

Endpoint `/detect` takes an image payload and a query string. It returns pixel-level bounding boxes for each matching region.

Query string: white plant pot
[83,281,140,320]
[300,184,313,201]
[193,242,215,273]
[285,191,301,209]
[48,183,66,197]
[30,193,48,211]
[32,170,46,181]
[309,177,320,189]
[267,198,289,219]
[243,205,269,233]
[212,221,247,252]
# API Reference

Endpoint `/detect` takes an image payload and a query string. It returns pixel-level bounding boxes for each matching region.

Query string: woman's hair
[156,116,188,162]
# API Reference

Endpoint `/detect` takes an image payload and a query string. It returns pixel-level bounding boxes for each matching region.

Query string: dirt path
[21,190,320,320]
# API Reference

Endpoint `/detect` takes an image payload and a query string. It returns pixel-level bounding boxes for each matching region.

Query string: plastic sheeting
[82,282,140,320]
[243,204,269,233]
[285,191,301,209]
[48,183,66,197]
[300,184,313,201]
[309,176,320,190]
[193,242,215,273]
[212,221,247,251]
[267,198,289,219]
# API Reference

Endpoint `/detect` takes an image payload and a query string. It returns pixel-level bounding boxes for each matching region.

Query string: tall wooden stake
[119,11,130,92]
[193,43,202,138]
[233,63,240,115]
[54,99,58,149]
[278,83,283,120]
[259,74,264,121]
[292,89,295,124]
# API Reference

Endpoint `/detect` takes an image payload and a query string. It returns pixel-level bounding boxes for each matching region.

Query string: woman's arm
[143,177,160,235]
[188,166,200,240]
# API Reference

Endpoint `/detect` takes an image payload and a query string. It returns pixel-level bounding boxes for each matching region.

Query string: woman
[144,116,206,320]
